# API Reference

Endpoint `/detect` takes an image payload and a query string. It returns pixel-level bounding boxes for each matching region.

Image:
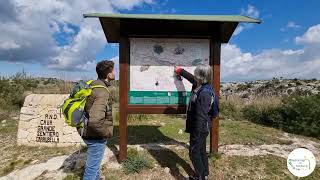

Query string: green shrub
[113,110,119,122]
[0,110,10,121]
[209,152,222,163]
[63,174,81,180]
[0,72,43,110]
[272,79,280,85]
[113,111,150,122]
[220,101,242,120]
[295,81,303,86]
[242,94,320,138]
[58,81,73,94]
[122,148,152,174]
[242,105,260,122]
[237,83,252,91]
[276,85,285,90]
[128,114,149,122]
[280,94,320,137]
[242,105,283,126]
[109,86,119,104]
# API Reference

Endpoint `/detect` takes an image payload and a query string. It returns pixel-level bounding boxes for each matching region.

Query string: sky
[0,0,320,82]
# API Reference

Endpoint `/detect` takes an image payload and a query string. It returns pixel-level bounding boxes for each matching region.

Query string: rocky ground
[221,79,320,99]
[2,131,320,180]
[1,114,320,180]
[1,78,320,179]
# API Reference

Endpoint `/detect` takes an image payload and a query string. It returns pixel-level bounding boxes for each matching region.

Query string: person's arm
[212,93,219,118]
[175,67,197,86]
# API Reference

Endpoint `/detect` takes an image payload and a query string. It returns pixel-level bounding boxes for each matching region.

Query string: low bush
[242,94,320,138]
[122,148,153,174]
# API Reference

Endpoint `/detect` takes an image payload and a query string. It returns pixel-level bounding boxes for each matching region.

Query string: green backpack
[61,80,110,128]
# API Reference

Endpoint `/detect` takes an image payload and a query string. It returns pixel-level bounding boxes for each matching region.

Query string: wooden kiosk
[83,14,260,161]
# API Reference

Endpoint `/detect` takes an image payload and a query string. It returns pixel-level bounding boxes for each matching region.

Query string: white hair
[194,65,212,84]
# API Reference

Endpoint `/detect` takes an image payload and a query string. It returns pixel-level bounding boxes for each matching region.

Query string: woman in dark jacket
[175,65,218,180]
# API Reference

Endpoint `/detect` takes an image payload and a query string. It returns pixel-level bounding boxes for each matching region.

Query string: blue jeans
[83,139,107,180]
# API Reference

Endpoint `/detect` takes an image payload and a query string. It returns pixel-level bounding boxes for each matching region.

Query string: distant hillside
[221,78,320,98]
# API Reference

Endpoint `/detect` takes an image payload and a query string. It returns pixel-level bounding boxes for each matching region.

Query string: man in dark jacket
[79,60,115,180]
[175,65,218,180]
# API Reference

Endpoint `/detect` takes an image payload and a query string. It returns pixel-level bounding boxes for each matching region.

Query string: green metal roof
[83,13,261,23]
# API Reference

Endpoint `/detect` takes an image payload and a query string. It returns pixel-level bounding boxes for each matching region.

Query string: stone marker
[17,94,83,147]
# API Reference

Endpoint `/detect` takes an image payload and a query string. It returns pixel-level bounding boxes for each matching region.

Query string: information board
[129,38,210,105]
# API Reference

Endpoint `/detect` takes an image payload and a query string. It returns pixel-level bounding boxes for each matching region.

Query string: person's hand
[175,66,183,75]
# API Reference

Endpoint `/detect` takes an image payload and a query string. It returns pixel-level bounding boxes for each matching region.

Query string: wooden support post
[119,37,129,162]
[210,40,221,153]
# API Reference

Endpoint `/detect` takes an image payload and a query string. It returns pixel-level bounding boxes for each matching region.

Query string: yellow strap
[86,80,110,93]
[91,85,110,93]
[86,80,93,85]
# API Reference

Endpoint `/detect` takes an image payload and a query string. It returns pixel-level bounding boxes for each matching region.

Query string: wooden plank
[128,34,212,40]
[210,40,221,153]
[99,18,120,43]
[120,20,221,39]
[119,37,129,161]
[127,105,187,114]
[220,22,238,44]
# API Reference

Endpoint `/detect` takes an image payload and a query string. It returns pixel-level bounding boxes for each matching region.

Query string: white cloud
[222,24,320,81]
[0,41,21,50]
[63,25,76,34]
[47,21,107,70]
[241,4,260,18]
[296,24,320,44]
[282,49,304,55]
[2,1,319,82]
[235,4,260,36]
[281,21,301,32]
[0,0,153,70]
[149,0,173,14]
[287,21,300,28]
[170,8,177,13]
[110,0,154,10]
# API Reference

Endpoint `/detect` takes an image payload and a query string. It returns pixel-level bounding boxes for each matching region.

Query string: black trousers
[189,131,209,178]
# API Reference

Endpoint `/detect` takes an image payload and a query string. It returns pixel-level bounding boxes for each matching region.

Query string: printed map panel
[129,38,210,105]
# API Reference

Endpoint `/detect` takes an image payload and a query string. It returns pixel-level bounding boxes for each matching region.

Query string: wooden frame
[83,13,261,163]
[118,36,221,161]
[210,40,221,153]
[119,37,129,161]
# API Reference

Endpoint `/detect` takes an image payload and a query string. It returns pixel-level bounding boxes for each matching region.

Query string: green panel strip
[129,91,191,105]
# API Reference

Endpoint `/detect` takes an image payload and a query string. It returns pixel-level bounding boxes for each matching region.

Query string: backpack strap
[86,80,93,85]
[90,85,110,93]
[86,80,110,93]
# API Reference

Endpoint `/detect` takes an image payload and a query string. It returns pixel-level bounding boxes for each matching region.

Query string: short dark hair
[96,60,114,79]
